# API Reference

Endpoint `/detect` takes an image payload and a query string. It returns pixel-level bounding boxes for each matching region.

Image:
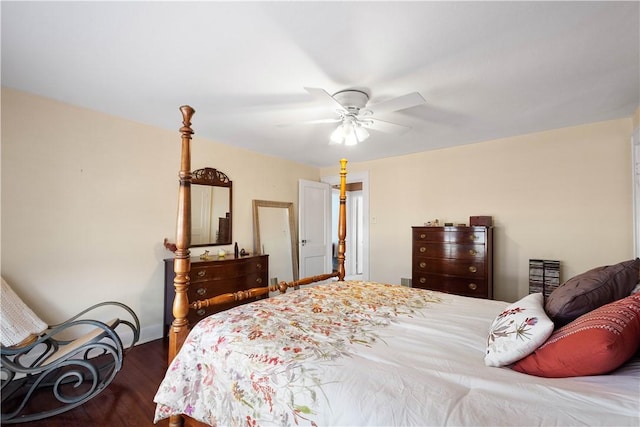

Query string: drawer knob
[196,287,206,296]
[256,277,262,284]
[420,233,426,239]
[256,263,262,269]
[469,249,477,256]
[468,283,478,290]
[468,266,477,273]
[197,270,206,277]
[419,277,426,284]
[469,235,477,241]
[196,309,206,316]
[419,261,426,269]
[419,247,426,253]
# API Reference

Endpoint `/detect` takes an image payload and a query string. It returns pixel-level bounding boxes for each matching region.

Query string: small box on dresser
[163,254,268,335]
[412,226,493,299]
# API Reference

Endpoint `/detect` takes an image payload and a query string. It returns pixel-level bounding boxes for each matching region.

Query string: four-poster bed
[155,106,640,427]
[163,105,349,427]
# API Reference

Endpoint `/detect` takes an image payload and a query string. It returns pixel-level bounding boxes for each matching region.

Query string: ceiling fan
[300,87,426,145]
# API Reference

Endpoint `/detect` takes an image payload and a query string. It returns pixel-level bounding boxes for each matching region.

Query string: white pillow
[485,293,554,367]
[631,282,640,295]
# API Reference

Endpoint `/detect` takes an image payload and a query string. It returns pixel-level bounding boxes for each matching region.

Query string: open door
[298,179,332,280]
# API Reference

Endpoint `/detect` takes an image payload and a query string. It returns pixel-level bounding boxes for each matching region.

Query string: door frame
[632,125,639,257]
[321,171,370,281]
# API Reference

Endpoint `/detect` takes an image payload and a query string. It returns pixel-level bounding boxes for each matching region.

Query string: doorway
[322,171,369,281]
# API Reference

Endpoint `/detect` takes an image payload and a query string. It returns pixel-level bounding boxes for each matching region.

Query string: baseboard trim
[120,322,164,346]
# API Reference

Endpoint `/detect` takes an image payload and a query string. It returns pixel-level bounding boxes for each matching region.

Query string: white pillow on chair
[0,277,48,347]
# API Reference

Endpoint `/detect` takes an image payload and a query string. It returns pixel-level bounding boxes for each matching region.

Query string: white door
[298,179,332,280]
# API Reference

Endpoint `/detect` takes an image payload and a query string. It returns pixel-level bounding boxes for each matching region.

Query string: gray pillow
[545,258,640,326]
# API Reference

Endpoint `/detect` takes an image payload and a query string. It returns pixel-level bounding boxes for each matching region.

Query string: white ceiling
[2,1,638,168]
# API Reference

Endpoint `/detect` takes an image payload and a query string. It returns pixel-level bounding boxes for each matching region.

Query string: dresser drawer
[187,301,240,325]
[412,273,489,298]
[191,259,267,283]
[189,273,265,298]
[187,273,260,298]
[186,274,265,324]
[413,228,486,244]
[413,227,487,244]
[413,257,486,277]
[164,254,269,335]
[413,243,486,260]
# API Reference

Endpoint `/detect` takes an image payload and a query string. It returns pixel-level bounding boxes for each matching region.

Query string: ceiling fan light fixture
[355,125,369,141]
[330,125,345,144]
[330,117,370,146]
[345,123,369,146]
[344,130,358,146]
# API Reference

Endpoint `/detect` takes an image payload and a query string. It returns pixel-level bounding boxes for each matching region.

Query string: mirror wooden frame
[191,167,232,247]
[252,200,299,282]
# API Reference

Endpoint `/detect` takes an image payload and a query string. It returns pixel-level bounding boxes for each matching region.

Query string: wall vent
[400,278,412,287]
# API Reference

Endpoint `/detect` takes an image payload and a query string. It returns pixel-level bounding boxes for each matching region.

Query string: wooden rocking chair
[0,278,140,424]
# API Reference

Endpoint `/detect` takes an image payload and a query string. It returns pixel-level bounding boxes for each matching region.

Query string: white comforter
[154,281,640,426]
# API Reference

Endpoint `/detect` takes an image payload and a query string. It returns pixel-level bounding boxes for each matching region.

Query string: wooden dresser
[163,254,268,334]
[412,226,493,299]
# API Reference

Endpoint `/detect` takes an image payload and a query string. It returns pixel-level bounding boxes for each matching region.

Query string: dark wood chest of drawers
[163,254,268,334]
[412,226,493,299]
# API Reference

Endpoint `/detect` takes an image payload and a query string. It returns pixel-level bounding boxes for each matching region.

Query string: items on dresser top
[163,254,268,335]
[412,225,493,299]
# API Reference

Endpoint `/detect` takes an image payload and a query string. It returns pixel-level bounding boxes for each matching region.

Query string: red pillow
[512,294,640,377]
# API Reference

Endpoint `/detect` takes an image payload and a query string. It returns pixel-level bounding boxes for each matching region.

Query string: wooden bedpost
[337,158,347,281]
[168,105,194,427]
[168,106,194,364]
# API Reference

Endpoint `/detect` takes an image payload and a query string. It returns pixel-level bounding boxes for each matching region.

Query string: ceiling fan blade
[277,118,341,127]
[368,92,426,115]
[300,118,342,124]
[362,118,411,135]
[304,87,348,113]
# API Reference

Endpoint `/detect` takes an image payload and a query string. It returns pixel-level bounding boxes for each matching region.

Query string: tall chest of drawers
[412,226,493,299]
[163,254,268,334]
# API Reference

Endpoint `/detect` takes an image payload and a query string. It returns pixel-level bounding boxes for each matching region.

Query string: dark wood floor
[15,339,170,427]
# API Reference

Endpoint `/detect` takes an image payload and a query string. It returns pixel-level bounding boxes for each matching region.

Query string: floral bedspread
[153,281,442,426]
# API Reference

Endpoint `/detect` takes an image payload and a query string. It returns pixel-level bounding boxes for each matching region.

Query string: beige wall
[322,118,635,302]
[2,87,635,342]
[1,88,319,342]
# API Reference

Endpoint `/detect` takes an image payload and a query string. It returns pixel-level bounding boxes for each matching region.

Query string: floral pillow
[485,293,554,367]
